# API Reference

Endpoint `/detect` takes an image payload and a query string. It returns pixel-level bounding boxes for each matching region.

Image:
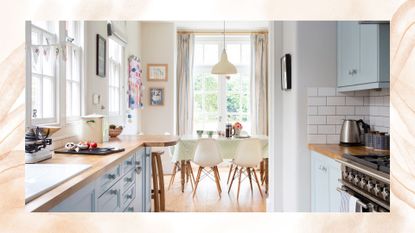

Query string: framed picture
[149,87,164,106]
[281,53,292,90]
[147,64,168,81]
[96,34,106,77]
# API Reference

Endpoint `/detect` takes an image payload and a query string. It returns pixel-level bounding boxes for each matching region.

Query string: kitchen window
[27,21,84,126]
[65,21,82,120]
[193,35,251,133]
[30,22,58,124]
[108,38,124,117]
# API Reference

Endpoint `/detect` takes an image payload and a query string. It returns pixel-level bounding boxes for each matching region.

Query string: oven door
[337,185,388,212]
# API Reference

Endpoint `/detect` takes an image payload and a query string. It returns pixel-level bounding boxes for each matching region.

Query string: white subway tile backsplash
[336,106,355,115]
[307,87,389,144]
[327,135,340,144]
[318,125,335,134]
[308,97,327,106]
[308,125,318,134]
[346,96,364,106]
[327,97,345,105]
[308,106,318,115]
[308,135,327,144]
[318,106,336,115]
[327,116,346,125]
[318,87,336,96]
[308,116,326,125]
[307,87,318,96]
[355,106,369,115]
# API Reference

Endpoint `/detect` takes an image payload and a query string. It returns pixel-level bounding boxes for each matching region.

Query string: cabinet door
[313,158,330,212]
[133,148,144,212]
[359,24,379,84]
[50,181,95,212]
[328,160,342,212]
[97,181,121,212]
[144,147,152,212]
[337,22,360,87]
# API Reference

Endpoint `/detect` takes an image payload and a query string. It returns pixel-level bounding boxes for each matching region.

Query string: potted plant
[233,122,243,136]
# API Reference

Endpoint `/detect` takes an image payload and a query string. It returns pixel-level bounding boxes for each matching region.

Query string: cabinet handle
[125,177,133,182]
[135,161,141,165]
[135,166,142,175]
[126,160,133,165]
[348,69,357,76]
[126,194,133,199]
[127,207,134,212]
[109,189,117,195]
[108,174,116,179]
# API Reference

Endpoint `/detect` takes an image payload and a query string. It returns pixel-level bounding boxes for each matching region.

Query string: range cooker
[337,153,390,212]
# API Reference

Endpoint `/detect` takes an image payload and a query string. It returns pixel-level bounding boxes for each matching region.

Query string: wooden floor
[162,166,267,212]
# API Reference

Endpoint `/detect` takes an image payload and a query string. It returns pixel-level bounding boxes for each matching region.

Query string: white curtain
[250,33,269,136]
[176,33,195,136]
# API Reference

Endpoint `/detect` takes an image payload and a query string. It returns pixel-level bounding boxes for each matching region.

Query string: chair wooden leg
[187,161,196,185]
[151,153,160,212]
[252,168,264,197]
[259,161,264,183]
[192,167,203,198]
[237,167,243,200]
[213,166,222,197]
[227,164,234,184]
[168,162,177,190]
[180,160,186,192]
[228,166,239,193]
[154,152,165,211]
[214,166,222,193]
[264,158,269,194]
[247,167,253,193]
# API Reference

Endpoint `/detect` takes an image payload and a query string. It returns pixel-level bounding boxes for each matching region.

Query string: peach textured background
[1,0,415,232]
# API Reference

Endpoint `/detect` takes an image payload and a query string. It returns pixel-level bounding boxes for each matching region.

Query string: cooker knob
[359,178,367,189]
[366,181,374,192]
[373,184,381,196]
[353,175,360,185]
[347,172,354,182]
[381,187,389,200]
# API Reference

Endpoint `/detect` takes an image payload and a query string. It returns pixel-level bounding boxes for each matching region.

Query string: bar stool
[151,150,165,212]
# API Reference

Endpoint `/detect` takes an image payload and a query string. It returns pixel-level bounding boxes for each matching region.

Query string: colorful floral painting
[128,55,144,109]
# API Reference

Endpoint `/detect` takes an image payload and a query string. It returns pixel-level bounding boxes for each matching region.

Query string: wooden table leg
[180,160,186,192]
[154,152,165,211]
[151,153,160,212]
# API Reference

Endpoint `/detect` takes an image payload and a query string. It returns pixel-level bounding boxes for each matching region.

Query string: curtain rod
[177,31,268,35]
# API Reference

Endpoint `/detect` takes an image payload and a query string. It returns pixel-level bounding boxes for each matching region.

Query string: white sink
[25,164,91,203]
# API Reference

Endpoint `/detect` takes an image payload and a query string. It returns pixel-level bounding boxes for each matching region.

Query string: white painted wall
[84,21,142,134]
[273,21,337,212]
[140,22,176,135]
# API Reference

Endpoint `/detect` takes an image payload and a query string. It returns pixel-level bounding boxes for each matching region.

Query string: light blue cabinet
[49,147,151,212]
[337,22,390,91]
[311,151,341,212]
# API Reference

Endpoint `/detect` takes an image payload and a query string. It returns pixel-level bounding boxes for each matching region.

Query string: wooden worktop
[25,135,179,212]
[308,144,390,160]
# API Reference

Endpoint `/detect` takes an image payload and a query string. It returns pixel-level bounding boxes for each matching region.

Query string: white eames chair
[228,138,263,199]
[192,139,223,198]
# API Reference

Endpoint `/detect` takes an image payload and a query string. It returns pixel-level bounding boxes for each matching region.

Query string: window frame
[193,35,252,133]
[107,37,126,123]
[25,21,85,128]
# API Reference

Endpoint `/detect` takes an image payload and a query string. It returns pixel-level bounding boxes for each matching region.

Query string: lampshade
[211,49,237,75]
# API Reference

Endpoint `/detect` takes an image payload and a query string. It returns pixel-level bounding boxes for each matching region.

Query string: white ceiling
[175,21,269,31]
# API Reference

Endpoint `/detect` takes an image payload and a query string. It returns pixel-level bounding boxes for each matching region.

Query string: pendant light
[211,21,237,76]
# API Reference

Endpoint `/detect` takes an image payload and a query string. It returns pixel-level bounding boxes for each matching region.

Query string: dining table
[171,135,269,192]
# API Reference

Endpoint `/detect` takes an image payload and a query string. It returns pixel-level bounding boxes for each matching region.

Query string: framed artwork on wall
[149,87,164,106]
[96,34,106,77]
[147,64,168,81]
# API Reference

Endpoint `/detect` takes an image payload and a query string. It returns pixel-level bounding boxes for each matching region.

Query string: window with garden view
[193,35,251,134]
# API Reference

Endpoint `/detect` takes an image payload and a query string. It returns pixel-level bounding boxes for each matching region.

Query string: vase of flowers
[233,122,243,136]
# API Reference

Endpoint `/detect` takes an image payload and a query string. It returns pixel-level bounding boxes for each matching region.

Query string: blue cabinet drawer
[122,154,135,174]
[97,182,121,212]
[121,168,136,192]
[121,183,136,210]
[97,165,121,197]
